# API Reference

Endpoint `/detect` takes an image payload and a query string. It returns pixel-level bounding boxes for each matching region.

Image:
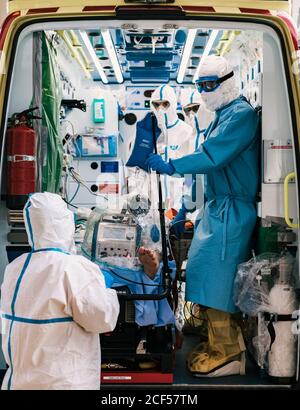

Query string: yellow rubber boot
[187,308,246,377]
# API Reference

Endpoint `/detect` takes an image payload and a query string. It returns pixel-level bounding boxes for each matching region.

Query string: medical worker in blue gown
[146,55,259,376]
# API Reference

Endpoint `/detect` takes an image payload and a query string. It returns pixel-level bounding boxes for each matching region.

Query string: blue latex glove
[170,207,188,238]
[145,153,175,175]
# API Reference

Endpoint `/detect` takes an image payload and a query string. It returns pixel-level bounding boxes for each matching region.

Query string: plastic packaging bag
[234,252,296,316]
[252,315,271,370]
[81,197,162,271]
[234,252,297,375]
[75,134,117,157]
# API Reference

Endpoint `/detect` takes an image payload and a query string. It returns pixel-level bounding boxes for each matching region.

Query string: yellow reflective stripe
[214,7,240,13]
[58,7,86,13]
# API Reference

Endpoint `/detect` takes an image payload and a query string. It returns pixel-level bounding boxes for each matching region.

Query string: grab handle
[284,172,298,229]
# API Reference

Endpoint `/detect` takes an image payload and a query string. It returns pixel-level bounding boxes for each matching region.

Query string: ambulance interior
[0,18,299,389]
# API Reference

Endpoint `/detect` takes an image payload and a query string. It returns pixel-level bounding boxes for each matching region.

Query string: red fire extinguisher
[6,107,41,209]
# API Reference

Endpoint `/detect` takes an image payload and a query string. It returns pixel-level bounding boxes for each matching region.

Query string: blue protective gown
[171,96,259,313]
[100,262,176,327]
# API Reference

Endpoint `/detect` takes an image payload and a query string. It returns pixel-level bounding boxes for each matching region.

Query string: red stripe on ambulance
[182,6,216,12]
[239,8,271,15]
[82,6,115,12]
[0,12,21,51]
[271,146,292,149]
[27,8,60,15]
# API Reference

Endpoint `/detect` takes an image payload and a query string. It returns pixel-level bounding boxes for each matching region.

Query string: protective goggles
[152,100,170,110]
[195,71,234,93]
[183,104,200,115]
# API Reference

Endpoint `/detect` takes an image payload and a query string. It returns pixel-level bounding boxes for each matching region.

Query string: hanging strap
[91,221,100,262]
[264,312,298,350]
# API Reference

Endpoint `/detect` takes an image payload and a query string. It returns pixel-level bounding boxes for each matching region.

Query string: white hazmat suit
[150,85,194,210]
[181,89,214,150]
[150,84,193,159]
[1,192,120,390]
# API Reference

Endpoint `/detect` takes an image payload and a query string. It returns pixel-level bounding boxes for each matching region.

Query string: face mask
[200,87,224,112]
[154,107,167,130]
[154,105,178,131]
[185,111,197,129]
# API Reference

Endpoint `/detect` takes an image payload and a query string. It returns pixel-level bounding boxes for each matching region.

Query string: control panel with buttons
[96,214,138,258]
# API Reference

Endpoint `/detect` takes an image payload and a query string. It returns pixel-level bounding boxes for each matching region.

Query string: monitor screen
[102,226,126,240]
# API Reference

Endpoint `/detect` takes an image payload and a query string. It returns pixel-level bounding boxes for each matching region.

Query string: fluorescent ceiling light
[58,31,91,80]
[101,29,123,84]
[79,31,108,84]
[193,30,219,82]
[177,29,197,84]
